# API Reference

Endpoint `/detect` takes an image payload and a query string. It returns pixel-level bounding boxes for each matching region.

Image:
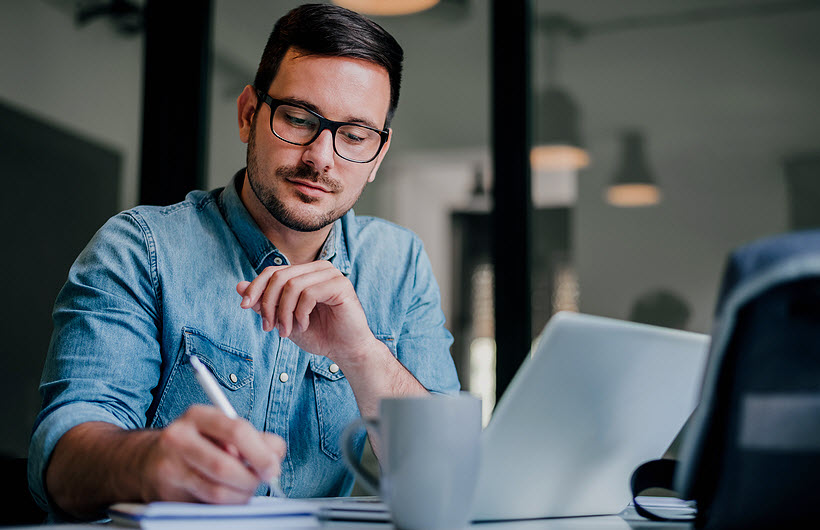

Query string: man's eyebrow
[279,97,383,130]
[280,97,321,114]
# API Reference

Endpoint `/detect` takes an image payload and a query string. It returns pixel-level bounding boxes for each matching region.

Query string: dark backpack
[634,230,820,528]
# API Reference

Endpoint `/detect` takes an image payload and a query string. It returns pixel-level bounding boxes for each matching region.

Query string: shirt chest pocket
[152,327,254,428]
[309,334,396,460]
[309,353,356,460]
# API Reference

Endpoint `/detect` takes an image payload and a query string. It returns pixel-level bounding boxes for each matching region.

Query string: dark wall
[786,153,820,231]
[0,100,121,457]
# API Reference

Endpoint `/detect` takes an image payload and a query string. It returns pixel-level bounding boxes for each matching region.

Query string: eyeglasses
[255,89,389,164]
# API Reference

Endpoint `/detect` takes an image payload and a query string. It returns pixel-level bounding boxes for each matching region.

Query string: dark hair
[254,3,404,128]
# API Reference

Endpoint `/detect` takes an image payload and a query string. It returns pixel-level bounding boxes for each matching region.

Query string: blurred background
[1,0,819,457]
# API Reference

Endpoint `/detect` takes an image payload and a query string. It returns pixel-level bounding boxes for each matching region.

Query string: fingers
[260,432,287,481]
[236,262,346,336]
[267,266,342,337]
[150,430,254,504]
[237,281,263,317]
[289,274,353,335]
[147,406,286,504]
[184,467,254,505]
[261,431,287,461]
[184,406,284,482]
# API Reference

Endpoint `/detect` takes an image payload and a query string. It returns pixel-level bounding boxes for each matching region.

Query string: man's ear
[237,85,258,144]
[367,129,392,183]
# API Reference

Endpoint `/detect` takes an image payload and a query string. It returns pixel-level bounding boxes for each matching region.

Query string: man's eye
[340,129,367,143]
[285,114,314,127]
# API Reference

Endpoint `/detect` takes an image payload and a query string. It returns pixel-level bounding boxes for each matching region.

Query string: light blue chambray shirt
[29,171,460,514]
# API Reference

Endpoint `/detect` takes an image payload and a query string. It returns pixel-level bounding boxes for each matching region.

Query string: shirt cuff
[28,402,130,515]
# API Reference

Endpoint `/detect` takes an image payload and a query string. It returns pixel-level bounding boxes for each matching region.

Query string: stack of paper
[108,497,321,529]
[622,496,696,521]
[313,496,389,522]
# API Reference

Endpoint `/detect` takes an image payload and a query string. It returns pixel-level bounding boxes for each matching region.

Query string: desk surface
[6,511,692,530]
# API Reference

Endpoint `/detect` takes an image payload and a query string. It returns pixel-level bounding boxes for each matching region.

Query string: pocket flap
[309,354,345,381]
[307,333,396,381]
[183,328,253,390]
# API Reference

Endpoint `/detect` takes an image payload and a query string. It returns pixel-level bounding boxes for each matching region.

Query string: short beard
[246,123,355,233]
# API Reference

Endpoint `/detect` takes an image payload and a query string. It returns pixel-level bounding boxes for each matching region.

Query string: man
[29,3,459,520]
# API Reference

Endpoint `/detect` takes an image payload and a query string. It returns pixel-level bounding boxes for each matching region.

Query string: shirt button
[273,256,284,265]
[279,372,289,383]
[229,373,238,383]
[329,364,340,374]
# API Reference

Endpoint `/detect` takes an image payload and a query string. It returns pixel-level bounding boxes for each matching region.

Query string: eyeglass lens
[272,104,382,162]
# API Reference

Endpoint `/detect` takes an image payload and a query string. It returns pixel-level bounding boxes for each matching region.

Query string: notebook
[108,497,319,528]
[471,311,709,521]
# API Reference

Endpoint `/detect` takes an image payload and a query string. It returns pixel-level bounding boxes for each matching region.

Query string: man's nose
[302,129,336,172]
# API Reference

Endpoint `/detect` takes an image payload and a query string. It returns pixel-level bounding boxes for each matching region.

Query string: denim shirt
[29,171,460,514]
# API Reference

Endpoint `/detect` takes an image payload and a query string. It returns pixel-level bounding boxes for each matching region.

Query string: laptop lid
[472,312,709,521]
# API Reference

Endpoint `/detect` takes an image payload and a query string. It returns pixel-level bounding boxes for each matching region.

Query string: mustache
[276,165,341,192]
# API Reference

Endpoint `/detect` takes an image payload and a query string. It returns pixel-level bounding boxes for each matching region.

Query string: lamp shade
[333,0,439,16]
[606,130,661,207]
[531,86,590,171]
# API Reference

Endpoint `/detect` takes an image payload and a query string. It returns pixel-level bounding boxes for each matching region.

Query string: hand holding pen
[190,355,287,498]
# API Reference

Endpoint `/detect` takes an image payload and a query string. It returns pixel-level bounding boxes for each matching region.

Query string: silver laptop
[471,311,709,521]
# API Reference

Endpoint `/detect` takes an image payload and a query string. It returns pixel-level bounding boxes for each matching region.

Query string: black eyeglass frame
[255,89,390,164]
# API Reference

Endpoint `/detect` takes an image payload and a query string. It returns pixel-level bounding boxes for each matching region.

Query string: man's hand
[138,406,285,503]
[236,260,428,456]
[46,408,286,519]
[236,261,379,363]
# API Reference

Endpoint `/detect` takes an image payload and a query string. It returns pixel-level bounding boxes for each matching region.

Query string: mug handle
[341,417,380,495]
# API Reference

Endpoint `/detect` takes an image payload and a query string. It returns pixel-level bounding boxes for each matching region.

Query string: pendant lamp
[531,86,590,171]
[333,0,439,16]
[531,15,590,172]
[606,130,661,207]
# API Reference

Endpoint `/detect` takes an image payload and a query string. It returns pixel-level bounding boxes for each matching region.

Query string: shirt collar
[219,169,350,274]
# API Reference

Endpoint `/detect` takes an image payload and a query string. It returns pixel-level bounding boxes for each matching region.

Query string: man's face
[243,48,392,232]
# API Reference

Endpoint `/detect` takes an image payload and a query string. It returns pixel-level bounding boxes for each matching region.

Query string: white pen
[189,354,287,498]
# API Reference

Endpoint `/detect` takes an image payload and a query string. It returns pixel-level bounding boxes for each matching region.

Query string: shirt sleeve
[395,239,461,395]
[28,211,163,513]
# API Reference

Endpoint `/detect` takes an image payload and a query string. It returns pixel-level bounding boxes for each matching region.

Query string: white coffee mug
[341,393,482,530]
